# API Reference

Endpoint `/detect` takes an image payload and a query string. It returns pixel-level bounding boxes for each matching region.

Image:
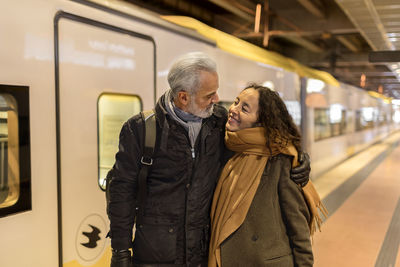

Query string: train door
[55,12,155,267]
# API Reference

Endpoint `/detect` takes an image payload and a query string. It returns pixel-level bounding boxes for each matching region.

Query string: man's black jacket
[108,94,227,266]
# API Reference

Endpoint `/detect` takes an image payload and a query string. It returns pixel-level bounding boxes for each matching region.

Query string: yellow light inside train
[306,78,325,93]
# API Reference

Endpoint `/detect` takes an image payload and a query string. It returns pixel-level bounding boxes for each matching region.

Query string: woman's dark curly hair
[244,83,302,153]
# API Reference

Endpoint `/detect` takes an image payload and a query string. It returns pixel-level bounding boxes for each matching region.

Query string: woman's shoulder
[269,153,294,165]
[262,154,293,180]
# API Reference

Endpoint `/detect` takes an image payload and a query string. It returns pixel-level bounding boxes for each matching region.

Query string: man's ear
[176,91,190,109]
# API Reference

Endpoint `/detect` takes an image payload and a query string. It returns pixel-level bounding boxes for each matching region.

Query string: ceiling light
[360,73,366,88]
[254,4,261,33]
[391,64,398,69]
[387,33,400,37]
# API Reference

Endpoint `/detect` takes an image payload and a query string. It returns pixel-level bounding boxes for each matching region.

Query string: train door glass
[56,14,154,266]
[97,94,142,190]
[0,85,31,218]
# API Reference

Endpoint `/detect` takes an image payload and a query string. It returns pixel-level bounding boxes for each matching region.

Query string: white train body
[0,0,398,266]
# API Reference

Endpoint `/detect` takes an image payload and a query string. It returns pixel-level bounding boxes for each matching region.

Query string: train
[1,0,399,266]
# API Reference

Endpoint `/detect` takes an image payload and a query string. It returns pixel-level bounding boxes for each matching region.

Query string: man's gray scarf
[163,89,203,148]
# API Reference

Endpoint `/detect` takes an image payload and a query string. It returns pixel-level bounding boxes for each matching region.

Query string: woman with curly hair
[209,84,326,267]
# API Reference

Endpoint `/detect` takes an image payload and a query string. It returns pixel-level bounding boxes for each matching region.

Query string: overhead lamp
[391,64,398,69]
[360,73,366,88]
[254,4,261,33]
[378,85,383,94]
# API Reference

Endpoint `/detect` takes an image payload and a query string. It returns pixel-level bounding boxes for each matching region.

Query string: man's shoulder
[213,104,228,119]
[126,112,144,125]
[121,113,146,135]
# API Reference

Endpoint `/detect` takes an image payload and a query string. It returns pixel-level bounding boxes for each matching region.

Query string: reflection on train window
[0,85,31,218]
[97,93,142,190]
[314,107,347,141]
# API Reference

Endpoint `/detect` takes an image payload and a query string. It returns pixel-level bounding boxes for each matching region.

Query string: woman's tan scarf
[208,127,327,267]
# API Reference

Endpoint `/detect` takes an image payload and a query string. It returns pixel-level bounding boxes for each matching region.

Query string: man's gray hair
[168,52,217,99]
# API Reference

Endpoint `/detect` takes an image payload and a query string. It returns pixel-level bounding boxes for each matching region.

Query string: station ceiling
[124,0,400,98]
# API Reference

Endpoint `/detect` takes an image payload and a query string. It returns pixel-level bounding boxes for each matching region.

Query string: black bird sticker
[81,224,101,248]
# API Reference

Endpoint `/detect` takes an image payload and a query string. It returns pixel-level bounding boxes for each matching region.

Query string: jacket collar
[154,92,226,152]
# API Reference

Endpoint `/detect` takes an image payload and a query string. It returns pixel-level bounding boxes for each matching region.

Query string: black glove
[290,152,310,187]
[111,249,132,267]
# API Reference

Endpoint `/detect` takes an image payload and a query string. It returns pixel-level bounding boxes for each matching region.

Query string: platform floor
[312,132,400,267]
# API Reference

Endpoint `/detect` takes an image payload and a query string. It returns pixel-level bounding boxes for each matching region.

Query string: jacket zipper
[184,119,212,264]
[184,145,196,264]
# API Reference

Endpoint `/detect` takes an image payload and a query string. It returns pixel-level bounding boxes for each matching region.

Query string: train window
[97,93,142,190]
[330,110,347,137]
[284,101,301,126]
[355,107,375,131]
[393,109,400,123]
[355,110,363,131]
[0,85,31,218]
[315,107,347,141]
[378,110,387,125]
[314,108,330,141]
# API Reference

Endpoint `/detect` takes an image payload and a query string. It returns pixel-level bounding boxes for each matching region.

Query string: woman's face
[226,88,259,132]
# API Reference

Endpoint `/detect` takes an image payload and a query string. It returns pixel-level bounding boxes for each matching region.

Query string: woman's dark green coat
[220,154,313,267]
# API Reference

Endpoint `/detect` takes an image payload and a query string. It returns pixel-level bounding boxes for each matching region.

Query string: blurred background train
[1,0,399,266]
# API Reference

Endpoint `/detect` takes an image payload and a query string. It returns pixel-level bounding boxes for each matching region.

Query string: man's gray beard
[187,100,214,118]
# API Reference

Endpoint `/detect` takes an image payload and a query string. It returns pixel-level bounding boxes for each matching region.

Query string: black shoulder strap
[136,109,156,224]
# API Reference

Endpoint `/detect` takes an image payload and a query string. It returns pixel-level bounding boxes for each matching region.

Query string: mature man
[108,52,310,267]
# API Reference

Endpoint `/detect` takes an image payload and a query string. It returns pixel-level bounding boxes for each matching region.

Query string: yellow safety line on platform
[64,246,111,267]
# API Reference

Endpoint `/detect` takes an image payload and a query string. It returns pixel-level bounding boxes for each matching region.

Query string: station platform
[312,132,400,267]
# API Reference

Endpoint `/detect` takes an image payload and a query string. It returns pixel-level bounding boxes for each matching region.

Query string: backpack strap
[136,109,156,225]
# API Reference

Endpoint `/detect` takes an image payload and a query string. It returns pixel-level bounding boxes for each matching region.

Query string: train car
[303,80,396,177]
[0,0,398,267]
